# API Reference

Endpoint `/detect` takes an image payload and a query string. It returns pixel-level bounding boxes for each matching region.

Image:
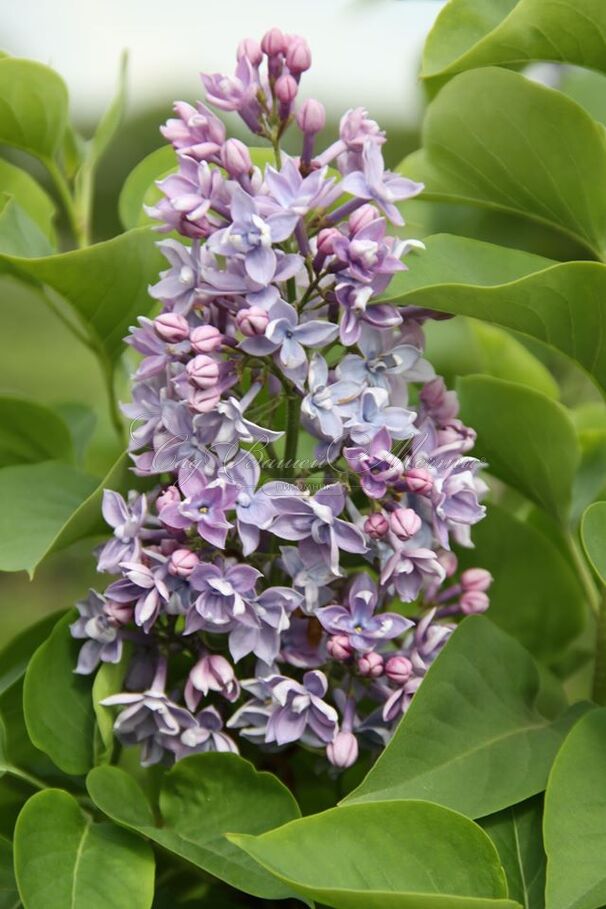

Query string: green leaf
[0,396,74,468]
[0,58,68,161]
[383,235,606,395]
[89,52,128,166]
[230,800,520,909]
[343,616,586,818]
[456,506,584,661]
[0,834,20,909]
[0,461,98,575]
[0,611,64,698]
[0,227,163,363]
[0,196,54,258]
[23,612,95,776]
[0,158,56,244]
[581,501,606,584]
[53,403,96,465]
[92,651,130,766]
[14,789,154,909]
[457,376,579,522]
[403,68,606,259]
[118,146,176,230]
[481,797,546,909]
[544,708,606,909]
[87,754,301,900]
[422,0,606,82]
[572,430,606,522]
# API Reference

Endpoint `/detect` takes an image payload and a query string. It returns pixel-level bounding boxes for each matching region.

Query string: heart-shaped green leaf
[422,0,606,82]
[581,501,606,584]
[0,611,64,699]
[544,708,606,909]
[230,800,520,909]
[0,159,56,245]
[0,227,163,363]
[343,617,586,817]
[403,68,606,259]
[481,797,546,909]
[0,396,74,468]
[87,754,301,900]
[23,612,95,776]
[456,506,584,660]
[457,376,579,522]
[14,789,154,909]
[0,58,68,161]
[384,235,606,396]
[0,833,19,909]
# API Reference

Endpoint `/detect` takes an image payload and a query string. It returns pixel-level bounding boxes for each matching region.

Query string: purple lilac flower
[317,573,411,652]
[340,143,424,224]
[70,591,126,674]
[186,560,261,633]
[265,671,338,746]
[97,491,147,573]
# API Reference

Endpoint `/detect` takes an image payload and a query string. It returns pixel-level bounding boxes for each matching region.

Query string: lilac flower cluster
[73,29,491,770]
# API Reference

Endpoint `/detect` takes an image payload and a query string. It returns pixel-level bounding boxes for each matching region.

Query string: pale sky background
[1,0,446,126]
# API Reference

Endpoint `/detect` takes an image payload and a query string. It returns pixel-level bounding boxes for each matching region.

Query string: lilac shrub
[73,28,491,769]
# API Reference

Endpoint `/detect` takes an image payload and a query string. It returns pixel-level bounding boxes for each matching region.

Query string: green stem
[593,589,606,704]
[284,394,301,478]
[44,158,87,248]
[101,356,127,444]
[566,532,600,616]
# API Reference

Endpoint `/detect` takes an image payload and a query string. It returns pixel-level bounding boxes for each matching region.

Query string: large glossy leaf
[0,227,163,363]
[457,376,579,522]
[0,461,98,575]
[14,789,154,909]
[403,69,606,259]
[481,797,546,909]
[230,800,519,909]
[580,501,606,584]
[0,158,56,244]
[456,506,584,660]
[0,611,64,698]
[23,612,95,776]
[343,616,586,818]
[87,754,300,900]
[544,708,606,909]
[0,396,74,468]
[0,834,19,909]
[422,0,606,82]
[385,235,606,396]
[0,58,68,160]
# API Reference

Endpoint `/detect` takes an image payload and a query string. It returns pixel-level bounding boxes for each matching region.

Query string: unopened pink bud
[461,568,492,592]
[316,227,341,256]
[390,507,421,540]
[348,203,379,234]
[221,138,252,177]
[261,27,287,56]
[156,485,181,512]
[385,655,413,685]
[274,73,298,104]
[169,548,200,577]
[358,651,384,678]
[327,730,358,769]
[185,653,239,710]
[327,634,353,662]
[460,590,489,615]
[190,324,223,353]
[154,312,189,342]
[189,386,221,413]
[364,512,389,540]
[105,600,133,625]
[236,306,269,337]
[438,550,458,578]
[296,98,326,135]
[186,354,220,389]
[404,468,433,495]
[237,37,263,66]
[286,38,312,74]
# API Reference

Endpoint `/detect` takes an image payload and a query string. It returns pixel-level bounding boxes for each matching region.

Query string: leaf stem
[284,394,301,479]
[566,532,600,616]
[44,157,87,249]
